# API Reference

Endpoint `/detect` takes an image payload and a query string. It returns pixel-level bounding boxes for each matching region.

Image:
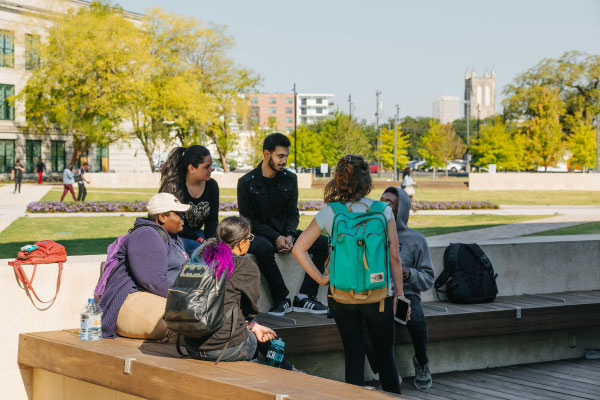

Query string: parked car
[407,159,426,170]
[369,162,378,173]
[447,159,467,172]
[211,163,224,174]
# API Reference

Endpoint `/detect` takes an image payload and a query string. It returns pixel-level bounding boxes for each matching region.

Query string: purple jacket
[99,218,184,338]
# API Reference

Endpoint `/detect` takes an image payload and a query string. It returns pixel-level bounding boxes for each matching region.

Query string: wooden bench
[258,290,600,355]
[18,330,401,400]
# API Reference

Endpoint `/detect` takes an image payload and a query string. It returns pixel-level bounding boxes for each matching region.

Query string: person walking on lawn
[35,159,46,184]
[11,159,24,193]
[60,165,77,202]
[75,162,90,201]
[237,133,329,316]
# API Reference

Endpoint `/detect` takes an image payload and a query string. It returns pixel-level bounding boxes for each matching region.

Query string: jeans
[249,231,328,304]
[14,178,21,193]
[185,331,293,369]
[329,296,401,394]
[181,229,205,257]
[60,184,76,202]
[77,183,87,201]
[404,294,429,366]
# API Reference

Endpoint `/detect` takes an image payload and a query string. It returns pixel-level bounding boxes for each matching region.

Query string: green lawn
[527,221,600,237]
[0,214,549,258]
[40,187,600,205]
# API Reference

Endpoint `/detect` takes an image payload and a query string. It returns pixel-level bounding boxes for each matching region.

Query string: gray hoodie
[385,187,434,298]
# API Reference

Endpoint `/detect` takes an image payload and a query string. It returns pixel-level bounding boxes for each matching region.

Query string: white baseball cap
[147,193,191,214]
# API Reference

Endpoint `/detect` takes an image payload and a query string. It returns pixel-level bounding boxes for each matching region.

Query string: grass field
[0,214,549,258]
[528,221,600,237]
[40,186,600,205]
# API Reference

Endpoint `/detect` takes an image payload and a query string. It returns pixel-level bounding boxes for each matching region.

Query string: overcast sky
[117,0,600,123]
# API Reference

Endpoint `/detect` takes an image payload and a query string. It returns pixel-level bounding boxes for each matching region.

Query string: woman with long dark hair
[292,154,405,394]
[160,145,219,256]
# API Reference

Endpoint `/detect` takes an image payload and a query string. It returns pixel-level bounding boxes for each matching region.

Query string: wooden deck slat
[509,365,600,386]
[496,367,600,396]
[432,376,530,400]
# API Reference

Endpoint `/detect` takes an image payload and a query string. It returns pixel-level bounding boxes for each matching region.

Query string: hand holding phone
[394,296,411,325]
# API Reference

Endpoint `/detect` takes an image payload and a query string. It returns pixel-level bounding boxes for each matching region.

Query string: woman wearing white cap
[98,193,190,340]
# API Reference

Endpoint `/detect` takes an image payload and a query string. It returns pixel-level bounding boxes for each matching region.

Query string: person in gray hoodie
[381,186,434,390]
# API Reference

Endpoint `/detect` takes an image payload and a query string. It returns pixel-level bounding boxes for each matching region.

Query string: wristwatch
[247,321,257,330]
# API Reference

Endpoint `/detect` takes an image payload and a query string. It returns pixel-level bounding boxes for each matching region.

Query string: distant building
[297,93,334,126]
[432,96,460,124]
[246,92,335,132]
[464,69,496,119]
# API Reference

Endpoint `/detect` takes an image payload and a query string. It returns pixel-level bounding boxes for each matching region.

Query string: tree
[380,125,409,171]
[289,125,324,168]
[526,87,565,171]
[17,1,147,166]
[503,51,600,123]
[470,118,518,170]
[567,112,596,171]
[418,120,465,179]
[318,113,372,164]
[399,116,434,160]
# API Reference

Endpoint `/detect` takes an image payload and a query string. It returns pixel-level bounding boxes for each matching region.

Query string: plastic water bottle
[79,297,102,341]
[265,338,285,367]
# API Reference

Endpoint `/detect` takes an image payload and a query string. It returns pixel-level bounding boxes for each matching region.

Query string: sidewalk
[0,183,52,233]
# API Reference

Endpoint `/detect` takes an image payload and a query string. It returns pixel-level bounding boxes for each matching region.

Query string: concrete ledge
[85,172,314,189]
[469,172,600,190]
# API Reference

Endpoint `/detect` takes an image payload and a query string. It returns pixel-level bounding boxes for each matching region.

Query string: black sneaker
[413,356,432,390]
[293,296,328,314]
[268,298,292,316]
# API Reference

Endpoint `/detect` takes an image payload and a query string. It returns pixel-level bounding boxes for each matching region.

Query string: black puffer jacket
[237,162,300,242]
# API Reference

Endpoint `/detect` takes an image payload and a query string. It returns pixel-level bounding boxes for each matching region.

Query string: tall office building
[464,69,496,119]
[433,96,460,124]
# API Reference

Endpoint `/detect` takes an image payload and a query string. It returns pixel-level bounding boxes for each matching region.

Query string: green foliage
[318,113,372,164]
[526,88,565,171]
[503,51,600,123]
[18,1,146,166]
[399,116,435,160]
[380,125,409,170]
[470,118,519,170]
[566,112,596,170]
[289,124,324,168]
[418,120,465,178]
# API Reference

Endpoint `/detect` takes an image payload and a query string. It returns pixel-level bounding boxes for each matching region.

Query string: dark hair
[159,145,211,201]
[82,162,89,167]
[147,212,170,224]
[324,155,373,203]
[263,133,290,152]
[192,216,251,280]
[402,167,411,179]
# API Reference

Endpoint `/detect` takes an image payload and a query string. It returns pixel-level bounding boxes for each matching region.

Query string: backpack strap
[129,224,169,244]
[434,243,461,290]
[215,301,239,365]
[463,244,495,275]
[329,202,347,214]
[369,200,388,214]
[8,260,63,304]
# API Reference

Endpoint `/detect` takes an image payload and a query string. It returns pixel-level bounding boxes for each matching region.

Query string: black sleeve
[282,175,300,236]
[237,178,280,242]
[203,180,219,238]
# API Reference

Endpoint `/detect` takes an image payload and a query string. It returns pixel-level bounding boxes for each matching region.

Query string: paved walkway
[0,183,52,233]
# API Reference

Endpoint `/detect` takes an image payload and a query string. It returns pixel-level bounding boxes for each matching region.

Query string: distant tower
[464,68,496,119]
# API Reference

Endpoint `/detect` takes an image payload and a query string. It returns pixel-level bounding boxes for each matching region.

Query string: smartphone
[394,296,411,325]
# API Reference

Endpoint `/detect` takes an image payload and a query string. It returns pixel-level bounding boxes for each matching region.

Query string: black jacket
[237,162,300,242]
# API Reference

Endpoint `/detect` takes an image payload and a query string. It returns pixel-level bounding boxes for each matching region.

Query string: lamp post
[348,94,352,120]
[596,113,599,173]
[293,83,297,173]
[394,104,399,181]
[477,104,480,139]
[375,90,382,177]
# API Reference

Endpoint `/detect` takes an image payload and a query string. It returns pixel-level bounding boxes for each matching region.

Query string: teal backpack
[328,200,390,311]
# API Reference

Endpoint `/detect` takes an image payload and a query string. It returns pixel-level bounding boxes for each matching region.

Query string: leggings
[60,184,76,202]
[329,297,401,394]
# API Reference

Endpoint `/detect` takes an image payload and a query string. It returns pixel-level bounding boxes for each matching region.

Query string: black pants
[364,293,429,374]
[329,297,401,394]
[77,182,87,201]
[14,178,21,193]
[249,231,328,304]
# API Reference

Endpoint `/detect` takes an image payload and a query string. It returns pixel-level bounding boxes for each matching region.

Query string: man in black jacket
[237,133,328,316]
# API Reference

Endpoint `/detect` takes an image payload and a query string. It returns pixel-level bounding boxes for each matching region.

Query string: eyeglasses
[246,234,255,242]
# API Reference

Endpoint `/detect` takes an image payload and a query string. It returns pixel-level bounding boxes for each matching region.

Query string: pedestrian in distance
[11,159,24,193]
[75,162,90,201]
[60,165,77,202]
[35,159,46,184]
[159,145,219,257]
[292,154,405,394]
[402,167,416,208]
[237,133,329,317]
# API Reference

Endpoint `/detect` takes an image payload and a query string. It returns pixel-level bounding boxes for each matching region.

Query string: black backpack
[163,259,238,363]
[434,243,498,304]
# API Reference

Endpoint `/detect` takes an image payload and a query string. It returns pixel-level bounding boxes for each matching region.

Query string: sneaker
[413,356,432,390]
[293,296,328,314]
[268,298,292,316]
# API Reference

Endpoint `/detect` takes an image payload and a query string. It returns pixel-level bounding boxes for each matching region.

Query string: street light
[477,104,480,140]
[293,83,297,173]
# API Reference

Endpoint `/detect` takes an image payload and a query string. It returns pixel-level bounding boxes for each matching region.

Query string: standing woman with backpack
[160,145,219,257]
[184,216,293,368]
[292,155,405,394]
